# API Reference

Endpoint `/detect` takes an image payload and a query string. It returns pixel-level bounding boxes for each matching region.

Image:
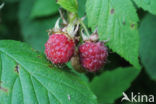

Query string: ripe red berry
[79,42,108,72]
[45,33,75,64]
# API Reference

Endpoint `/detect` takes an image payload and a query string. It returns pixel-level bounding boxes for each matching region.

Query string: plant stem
[79,19,90,36]
[68,12,77,24]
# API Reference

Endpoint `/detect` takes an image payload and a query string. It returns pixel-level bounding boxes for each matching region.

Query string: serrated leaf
[139,14,156,80]
[18,0,58,52]
[133,0,156,15]
[0,40,97,104]
[31,0,59,18]
[90,67,140,104]
[57,0,78,13]
[86,0,140,69]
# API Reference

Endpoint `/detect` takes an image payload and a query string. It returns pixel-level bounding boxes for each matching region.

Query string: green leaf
[90,67,140,104]
[139,14,156,80]
[133,0,156,15]
[31,0,59,18]
[57,0,78,13]
[18,0,58,52]
[0,40,97,104]
[66,62,89,82]
[78,0,86,17]
[86,0,141,69]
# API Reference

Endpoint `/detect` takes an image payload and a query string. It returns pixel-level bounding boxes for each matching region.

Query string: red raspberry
[45,33,75,64]
[79,42,108,72]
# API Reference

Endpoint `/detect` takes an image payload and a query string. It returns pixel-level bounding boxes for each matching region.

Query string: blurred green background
[0,0,156,104]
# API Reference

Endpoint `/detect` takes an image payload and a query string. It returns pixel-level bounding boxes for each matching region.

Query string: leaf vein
[30,76,39,104]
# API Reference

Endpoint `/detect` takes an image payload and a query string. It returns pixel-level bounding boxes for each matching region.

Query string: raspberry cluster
[45,18,108,72]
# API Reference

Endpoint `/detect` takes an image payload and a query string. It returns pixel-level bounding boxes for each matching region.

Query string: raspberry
[79,42,108,72]
[45,33,75,64]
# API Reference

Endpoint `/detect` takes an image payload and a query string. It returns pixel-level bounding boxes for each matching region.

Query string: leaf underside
[57,0,78,13]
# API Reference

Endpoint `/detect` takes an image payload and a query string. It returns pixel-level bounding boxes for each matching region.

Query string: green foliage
[77,0,86,17]
[86,0,141,69]
[31,0,59,18]
[139,14,156,80]
[66,62,89,82]
[90,67,140,104]
[0,40,97,104]
[133,0,156,15]
[57,0,78,13]
[18,0,58,52]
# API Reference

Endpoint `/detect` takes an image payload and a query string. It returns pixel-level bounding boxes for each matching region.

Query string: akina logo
[121,92,155,103]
